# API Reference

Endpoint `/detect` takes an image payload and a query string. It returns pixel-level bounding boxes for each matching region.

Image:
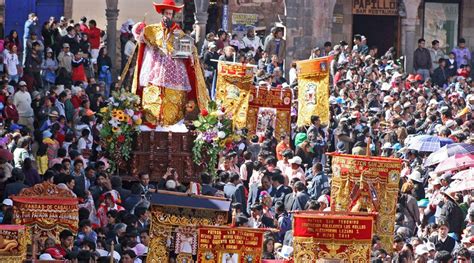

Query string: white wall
[71,0,163,30]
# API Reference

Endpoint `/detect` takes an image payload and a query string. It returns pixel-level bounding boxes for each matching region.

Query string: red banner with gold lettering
[247,86,292,140]
[12,196,79,244]
[293,214,373,240]
[197,226,265,263]
[292,212,373,262]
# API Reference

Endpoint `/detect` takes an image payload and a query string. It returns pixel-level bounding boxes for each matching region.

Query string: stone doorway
[352,14,400,57]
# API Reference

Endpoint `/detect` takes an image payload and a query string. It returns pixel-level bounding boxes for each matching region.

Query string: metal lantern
[173,32,193,59]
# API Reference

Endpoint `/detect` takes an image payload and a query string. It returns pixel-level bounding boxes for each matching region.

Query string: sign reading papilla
[353,0,399,16]
[197,227,265,263]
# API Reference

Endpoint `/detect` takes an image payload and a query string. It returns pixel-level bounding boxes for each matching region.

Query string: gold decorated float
[147,191,230,263]
[11,182,79,245]
[328,153,402,250]
[292,211,374,262]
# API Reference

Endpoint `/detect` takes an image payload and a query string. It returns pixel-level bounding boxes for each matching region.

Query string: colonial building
[1,0,473,74]
[287,0,471,73]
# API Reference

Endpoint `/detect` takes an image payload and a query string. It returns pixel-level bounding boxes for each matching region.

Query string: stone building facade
[285,0,474,73]
[61,0,474,74]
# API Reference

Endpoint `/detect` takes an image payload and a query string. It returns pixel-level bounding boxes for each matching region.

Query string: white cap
[382,142,393,150]
[425,242,435,251]
[408,171,423,183]
[2,199,12,206]
[317,195,329,205]
[18,81,27,86]
[383,95,392,103]
[39,253,54,260]
[415,244,429,256]
[277,245,294,259]
[381,82,391,91]
[445,120,456,129]
[165,179,177,190]
[289,156,302,165]
[428,99,438,106]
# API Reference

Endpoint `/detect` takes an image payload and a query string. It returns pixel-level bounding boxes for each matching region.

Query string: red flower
[117,135,126,143]
[221,107,225,112]
[201,109,209,116]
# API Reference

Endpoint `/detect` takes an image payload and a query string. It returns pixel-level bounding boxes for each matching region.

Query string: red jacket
[80,23,89,33]
[71,95,82,109]
[4,105,19,122]
[86,27,101,49]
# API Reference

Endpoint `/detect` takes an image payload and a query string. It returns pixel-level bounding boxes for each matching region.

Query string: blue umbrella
[407,135,453,153]
[424,143,474,167]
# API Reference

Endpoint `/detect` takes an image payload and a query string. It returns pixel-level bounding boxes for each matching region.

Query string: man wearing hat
[131,0,209,126]
[58,42,73,73]
[13,81,34,131]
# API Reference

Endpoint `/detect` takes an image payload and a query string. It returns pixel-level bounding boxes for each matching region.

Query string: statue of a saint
[132,0,209,127]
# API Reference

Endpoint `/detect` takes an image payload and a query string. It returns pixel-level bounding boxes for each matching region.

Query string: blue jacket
[307,171,330,199]
[24,19,38,40]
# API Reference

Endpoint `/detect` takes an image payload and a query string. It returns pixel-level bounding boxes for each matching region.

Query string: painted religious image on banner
[175,227,197,255]
[423,2,459,53]
[304,82,318,105]
[222,252,239,263]
[256,107,277,136]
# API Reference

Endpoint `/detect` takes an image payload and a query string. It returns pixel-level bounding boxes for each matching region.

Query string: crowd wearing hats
[195,34,474,262]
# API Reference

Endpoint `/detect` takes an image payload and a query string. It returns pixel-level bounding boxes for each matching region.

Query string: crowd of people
[0,6,472,263]
[198,31,474,262]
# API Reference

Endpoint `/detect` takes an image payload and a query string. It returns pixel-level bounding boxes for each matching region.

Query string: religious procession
[0,0,472,262]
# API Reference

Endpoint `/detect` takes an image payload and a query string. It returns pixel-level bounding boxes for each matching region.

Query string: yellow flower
[135,118,142,125]
[100,107,108,113]
[112,127,121,133]
[117,114,126,122]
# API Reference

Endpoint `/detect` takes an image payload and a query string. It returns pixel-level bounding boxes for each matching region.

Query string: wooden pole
[110,241,115,263]
[366,137,371,156]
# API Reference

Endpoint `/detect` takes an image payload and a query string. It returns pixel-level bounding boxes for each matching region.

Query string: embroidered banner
[328,153,402,253]
[292,212,374,262]
[296,56,331,127]
[247,86,292,139]
[216,62,254,129]
[197,227,265,263]
[0,225,28,262]
[11,182,79,244]
[293,214,373,241]
[147,191,230,263]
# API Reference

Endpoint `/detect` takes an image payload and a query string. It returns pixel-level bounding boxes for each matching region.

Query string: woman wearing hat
[131,0,209,126]
[41,47,58,90]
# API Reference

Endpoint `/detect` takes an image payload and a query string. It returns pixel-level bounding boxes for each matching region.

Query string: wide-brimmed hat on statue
[153,0,184,13]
